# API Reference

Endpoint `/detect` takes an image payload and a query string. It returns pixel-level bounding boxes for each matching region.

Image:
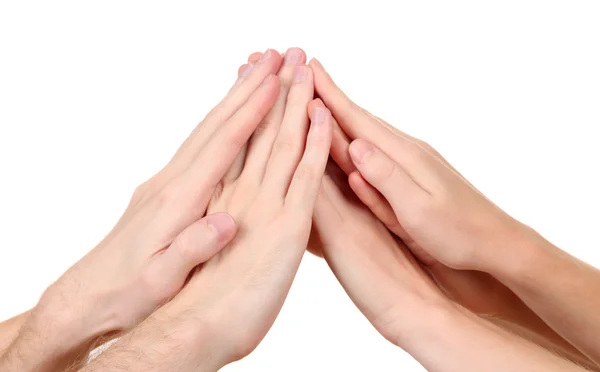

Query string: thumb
[159,213,236,287]
[348,139,428,217]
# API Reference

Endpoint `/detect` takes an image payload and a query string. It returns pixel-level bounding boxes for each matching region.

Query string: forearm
[0,311,30,355]
[428,265,595,368]
[397,302,585,372]
[486,317,599,371]
[489,229,600,364]
[81,308,224,372]
[0,310,94,372]
[0,291,116,372]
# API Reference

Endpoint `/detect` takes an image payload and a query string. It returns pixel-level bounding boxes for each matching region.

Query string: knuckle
[281,212,311,238]
[131,184,148,204]
[416,139,435,153]
[176,225,217,262]
[292,164,319,187]
[418,139,445,160]
[154,182,182,208]
[226,129,248,151]
[172,234,195,262]
[131,177,156,204]
[271,137,296,157]
[407,140,430,160]
[371,304,405,347]
[253,117,273,136]
[405,197,437,231]
[138,268,171,305]
[228,336,260,363]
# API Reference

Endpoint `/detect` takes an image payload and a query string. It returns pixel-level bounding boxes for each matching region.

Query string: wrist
[482,223,552,288]
[141,304,229,371]
[35,285,117,346]
[386,296,461,350]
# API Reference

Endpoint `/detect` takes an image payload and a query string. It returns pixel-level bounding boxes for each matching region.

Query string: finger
[239,47,307,186]
[235,52,262,78]
[226,50,290,182]
[248,52,262,63]
[162,50,282,180]
[238,63,249,78]
[308,98,355,175]
[349,139,430,219]
[235,52,263,78]
[285,105,333,217]
[262,65,314,199]
[348,171,401,233]
[310,58,448,191]
[181,75,280,202]
[158,213,236,289]
[146,74,279,240]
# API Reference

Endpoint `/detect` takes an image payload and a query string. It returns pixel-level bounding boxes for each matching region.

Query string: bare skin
[0,49,284,372]
[1,49,598,371]
[82,49,334,371]
[0,312,28,355]
[310,57,600,368]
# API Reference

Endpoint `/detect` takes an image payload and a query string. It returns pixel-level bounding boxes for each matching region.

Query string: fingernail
[259,49,272,63]
[293,65,309,83]
[240,63,253,78]
[206,213,236,242]
[349,140,374,165]
[313,107,326,126]
[283,48,303,65]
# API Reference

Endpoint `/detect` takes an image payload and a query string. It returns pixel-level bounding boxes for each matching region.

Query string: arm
[79,309,223,372]
[310,57,600,366]
[398,301,586,372]
[312,159,585,371]
[82,56,333,371]
[0,311,29,355]
[489,234,600,365]
[0,49,283,372]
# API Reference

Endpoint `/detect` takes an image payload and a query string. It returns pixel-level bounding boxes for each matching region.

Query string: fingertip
[283,47,307,65]
[311,105,332,130]
[348,170,364,187]
[308,100,328,121]
[248,52,262,63]
[238,64,249,77]
[309,57,323,69]
[206,212,237,244]
[348,139,374,166]
[264,48,283,67]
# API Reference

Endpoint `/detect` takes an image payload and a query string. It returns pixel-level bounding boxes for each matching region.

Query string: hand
[313,152,447,344]
[310,58,599,368]
[311,149,584,372]
[84,49,334,371]
[0,49,283,372]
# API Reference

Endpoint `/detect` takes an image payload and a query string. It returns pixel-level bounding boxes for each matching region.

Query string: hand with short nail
[310,57,600,369]
[0,49,283,372]
[81,48,335,371]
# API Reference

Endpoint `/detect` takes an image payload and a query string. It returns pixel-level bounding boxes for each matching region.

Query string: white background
[1,1,599,371]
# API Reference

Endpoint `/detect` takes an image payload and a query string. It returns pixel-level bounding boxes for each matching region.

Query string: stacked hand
[1,48,599,372]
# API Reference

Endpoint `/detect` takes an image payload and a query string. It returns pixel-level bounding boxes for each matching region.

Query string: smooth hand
[0,49,283,372]
[83,50,334,371]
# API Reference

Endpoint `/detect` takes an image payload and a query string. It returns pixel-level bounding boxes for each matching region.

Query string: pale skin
[309,57,600,369]
[0,48,285,372]
[0,48,599,371]
[81,47,333,371]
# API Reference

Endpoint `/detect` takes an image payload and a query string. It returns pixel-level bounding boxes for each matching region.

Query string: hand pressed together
[1,47,599,372]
